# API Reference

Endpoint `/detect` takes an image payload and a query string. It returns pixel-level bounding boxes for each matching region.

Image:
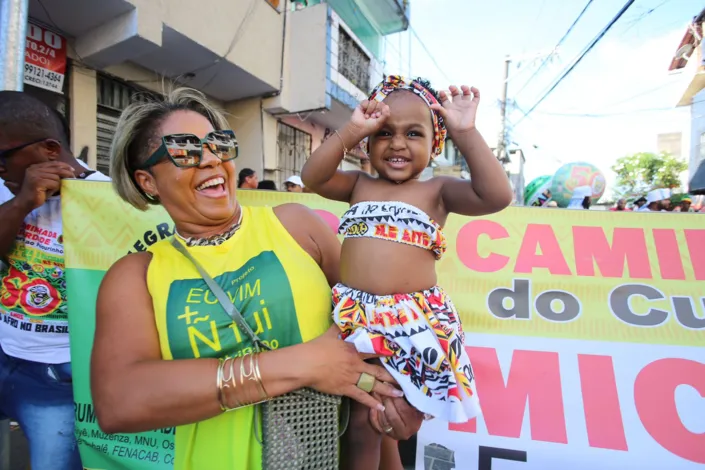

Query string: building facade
[19,0,410,187]
[670,7,705,187]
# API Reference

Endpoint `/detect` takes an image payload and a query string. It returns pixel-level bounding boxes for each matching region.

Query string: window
[700,131,705,161]
[276,122,312,187]
[338,28,371,92]
[97,74,155,111]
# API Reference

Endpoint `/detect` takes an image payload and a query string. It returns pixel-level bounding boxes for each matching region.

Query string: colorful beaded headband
[367,75,447,157]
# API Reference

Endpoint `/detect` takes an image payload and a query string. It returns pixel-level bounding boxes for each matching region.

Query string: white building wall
[689,88,705,184]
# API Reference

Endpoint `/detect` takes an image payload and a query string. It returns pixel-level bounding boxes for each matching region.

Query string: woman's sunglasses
[136,130,238,169]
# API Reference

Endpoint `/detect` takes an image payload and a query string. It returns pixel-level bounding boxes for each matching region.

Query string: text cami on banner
[60,180,704,470]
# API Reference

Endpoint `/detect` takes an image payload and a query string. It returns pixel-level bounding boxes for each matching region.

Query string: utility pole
[0,0,29,91]
[0,1,27,464]
[496,56,511,164]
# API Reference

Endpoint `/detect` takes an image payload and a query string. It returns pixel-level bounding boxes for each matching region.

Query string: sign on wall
[24,21,67,94]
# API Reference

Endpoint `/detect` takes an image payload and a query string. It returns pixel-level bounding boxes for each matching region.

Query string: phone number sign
[24,22,67,94]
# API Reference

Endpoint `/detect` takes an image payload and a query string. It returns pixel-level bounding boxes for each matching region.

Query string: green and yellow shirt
[147,206,332,470]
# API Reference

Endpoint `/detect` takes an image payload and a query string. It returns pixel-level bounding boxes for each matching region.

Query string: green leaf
[611,151,686,198]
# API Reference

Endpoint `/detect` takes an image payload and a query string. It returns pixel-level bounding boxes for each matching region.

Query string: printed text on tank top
[338,201,447,260]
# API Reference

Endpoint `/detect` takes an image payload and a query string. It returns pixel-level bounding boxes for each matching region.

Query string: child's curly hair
[376,75,441,102]
[412,77,441,102]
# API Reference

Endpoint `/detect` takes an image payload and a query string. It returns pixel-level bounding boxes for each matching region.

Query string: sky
[380,0,702,199]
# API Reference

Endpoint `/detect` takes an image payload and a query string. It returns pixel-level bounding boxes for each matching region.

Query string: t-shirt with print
[0,170,110,363]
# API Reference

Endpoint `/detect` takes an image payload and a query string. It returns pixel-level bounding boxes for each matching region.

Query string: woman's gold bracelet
[217,353,270,412]
[217,356,241,411]
[239,352,269,405]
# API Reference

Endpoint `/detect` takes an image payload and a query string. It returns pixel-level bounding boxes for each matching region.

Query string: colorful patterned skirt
[332,283,481,423]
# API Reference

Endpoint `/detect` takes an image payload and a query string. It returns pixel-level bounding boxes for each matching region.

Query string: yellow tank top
[146,205,332,470]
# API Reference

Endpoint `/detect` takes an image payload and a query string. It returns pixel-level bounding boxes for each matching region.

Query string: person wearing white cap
[284,175,304,192]
[641,188,668,212]
[659,188,671,211]
[567,186,593,209]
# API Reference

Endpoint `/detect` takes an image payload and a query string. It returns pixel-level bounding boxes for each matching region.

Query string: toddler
[301,74,512,438]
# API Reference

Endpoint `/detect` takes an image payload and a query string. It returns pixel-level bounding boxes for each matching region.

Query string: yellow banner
[62,180,704,347]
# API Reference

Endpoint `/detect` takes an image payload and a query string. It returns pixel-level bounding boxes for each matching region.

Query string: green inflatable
[524,175,553,206]
[550,162,606,208]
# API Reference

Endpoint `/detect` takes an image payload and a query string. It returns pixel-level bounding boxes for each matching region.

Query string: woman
[92,88,422,469]
[238,167,258,189]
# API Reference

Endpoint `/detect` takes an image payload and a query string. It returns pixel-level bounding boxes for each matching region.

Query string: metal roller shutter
[96,106,120,175]
[96,74,158,176]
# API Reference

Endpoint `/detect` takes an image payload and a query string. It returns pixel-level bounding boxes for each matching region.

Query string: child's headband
[367,75,447,157]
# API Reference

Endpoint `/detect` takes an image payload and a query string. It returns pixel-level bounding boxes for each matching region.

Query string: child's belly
[340,237,438,295]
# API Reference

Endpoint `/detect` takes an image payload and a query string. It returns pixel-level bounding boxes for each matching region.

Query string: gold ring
[356,372,376,393]
[384,426,394,434]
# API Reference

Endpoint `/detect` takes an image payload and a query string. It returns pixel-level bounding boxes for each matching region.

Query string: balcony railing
[338,28,371,92]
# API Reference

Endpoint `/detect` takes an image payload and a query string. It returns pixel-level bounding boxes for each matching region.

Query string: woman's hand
[430,85,480,135]
[302,326,403,411]
[347,99,391,141]
[369,395,424,441]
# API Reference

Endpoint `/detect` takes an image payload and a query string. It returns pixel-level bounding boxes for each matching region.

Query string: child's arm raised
[430,86,514,216]
[301,100,390,202]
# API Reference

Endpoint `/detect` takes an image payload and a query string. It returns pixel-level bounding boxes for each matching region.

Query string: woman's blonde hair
[110,87,230,211]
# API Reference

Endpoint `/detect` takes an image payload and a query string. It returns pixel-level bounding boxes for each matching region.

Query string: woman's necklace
[176,209,244,247]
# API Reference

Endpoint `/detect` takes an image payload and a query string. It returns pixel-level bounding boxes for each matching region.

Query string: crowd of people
[237,167,307,193]
[610,188,701,212]
[532,185,702,212]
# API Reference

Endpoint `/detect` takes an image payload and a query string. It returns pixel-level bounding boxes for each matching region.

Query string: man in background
[632,196,647,210]
[0,91,109,470]
[284,175,304,193]
[640,189,669,212]
[611,198,630,211]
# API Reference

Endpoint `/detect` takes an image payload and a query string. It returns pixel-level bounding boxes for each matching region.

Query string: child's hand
[348,100,390,139]
[430,85,480,135]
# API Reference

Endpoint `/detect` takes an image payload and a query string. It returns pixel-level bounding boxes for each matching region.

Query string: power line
[535,107,675,117]
[603,79,680,108]
[531,79,680,116]
[619,0,672,35]
[514,0,596,98]
[535,97,704,117]
[407,25,453,84]
[198,0,260,89]
[516,0,637,126]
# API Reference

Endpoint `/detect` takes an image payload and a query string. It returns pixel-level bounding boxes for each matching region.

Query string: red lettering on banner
[652,229,686,280]
[573,227,651,279]
[456,220,509,272]
[514,224,571,275]
[684,229,705,280]
[449,347,567,444]
[635,359,705,463]
[578,355,628,451]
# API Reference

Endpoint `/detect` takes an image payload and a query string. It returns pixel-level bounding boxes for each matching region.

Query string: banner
[24,21,67,93]
[62,180,705,470]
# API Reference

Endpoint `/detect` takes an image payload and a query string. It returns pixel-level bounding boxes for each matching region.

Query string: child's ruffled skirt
[332,283,481,423]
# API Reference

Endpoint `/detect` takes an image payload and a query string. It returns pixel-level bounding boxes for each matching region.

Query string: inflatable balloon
[524,175,553,206]
[550,162,606,208]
